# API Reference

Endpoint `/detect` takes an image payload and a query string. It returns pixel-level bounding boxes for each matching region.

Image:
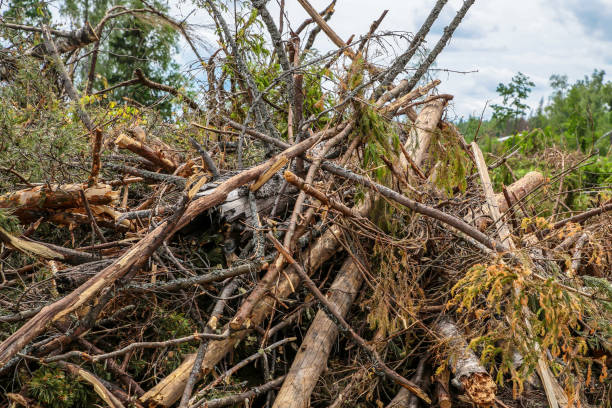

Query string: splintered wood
[0,1,609,408]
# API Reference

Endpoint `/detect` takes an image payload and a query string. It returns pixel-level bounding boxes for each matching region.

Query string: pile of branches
[0,1,610,407]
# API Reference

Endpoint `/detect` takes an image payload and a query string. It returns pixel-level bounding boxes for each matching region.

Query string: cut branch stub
[435,318,496,406]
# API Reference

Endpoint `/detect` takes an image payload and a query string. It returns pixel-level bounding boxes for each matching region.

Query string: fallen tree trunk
[271,257,363,408]
[0,183,118,223]
[435,318,496,406]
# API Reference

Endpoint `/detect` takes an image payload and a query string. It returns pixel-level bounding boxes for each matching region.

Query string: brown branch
[88,128,103,186]
[133,68,202,112]
[79,188,107,243]
[284,170,363,219]
[37,331,230,364]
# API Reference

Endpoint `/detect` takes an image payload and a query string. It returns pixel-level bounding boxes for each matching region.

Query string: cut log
[271,258,362,408]
[435,318,496,406]
[465,171,544,232]
[0,183,118,223]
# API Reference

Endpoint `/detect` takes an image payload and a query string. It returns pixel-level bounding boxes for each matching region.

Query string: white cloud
[173,0,612,118]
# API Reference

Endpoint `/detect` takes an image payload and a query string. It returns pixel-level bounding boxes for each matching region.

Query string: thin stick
[190,337,296,407]
[79,189,107,243]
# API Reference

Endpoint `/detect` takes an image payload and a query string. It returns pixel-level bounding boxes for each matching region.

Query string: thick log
[435,318,496,406]
[271,258,362,408]
[0,183,118,223]
[465,171,544,231]
[400,99,446,172]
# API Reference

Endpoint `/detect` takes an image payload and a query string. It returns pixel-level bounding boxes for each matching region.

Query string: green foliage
[491,72,535,131]
[0,209,22,234]
[0,60,91,190]
[430,127,469,195]
[154,309,197,371]
[28,365,98,408]
[67,0,187,117]
[546,70,612,154]
[357,107,399,182]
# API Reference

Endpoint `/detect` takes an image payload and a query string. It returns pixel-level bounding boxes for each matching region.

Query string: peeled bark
[114,133,177,172]
[0,226,98,265]
[0,183,118,223]
[60,362,125,408]
[272,258,362,408]
[435,318,496,406]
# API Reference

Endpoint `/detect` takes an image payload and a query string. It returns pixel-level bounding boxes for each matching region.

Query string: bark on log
[271,258,362,408]
[114,133,177,172]
[465,171,544,231]
[140,100,443,407]
[0,183,118,223]
[400,99,446,171]
[435,318,496,406]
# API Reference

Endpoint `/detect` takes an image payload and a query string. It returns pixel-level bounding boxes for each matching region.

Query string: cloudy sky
[173,0,612,119]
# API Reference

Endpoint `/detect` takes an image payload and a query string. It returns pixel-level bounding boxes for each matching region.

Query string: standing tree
[491,71,535,134]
